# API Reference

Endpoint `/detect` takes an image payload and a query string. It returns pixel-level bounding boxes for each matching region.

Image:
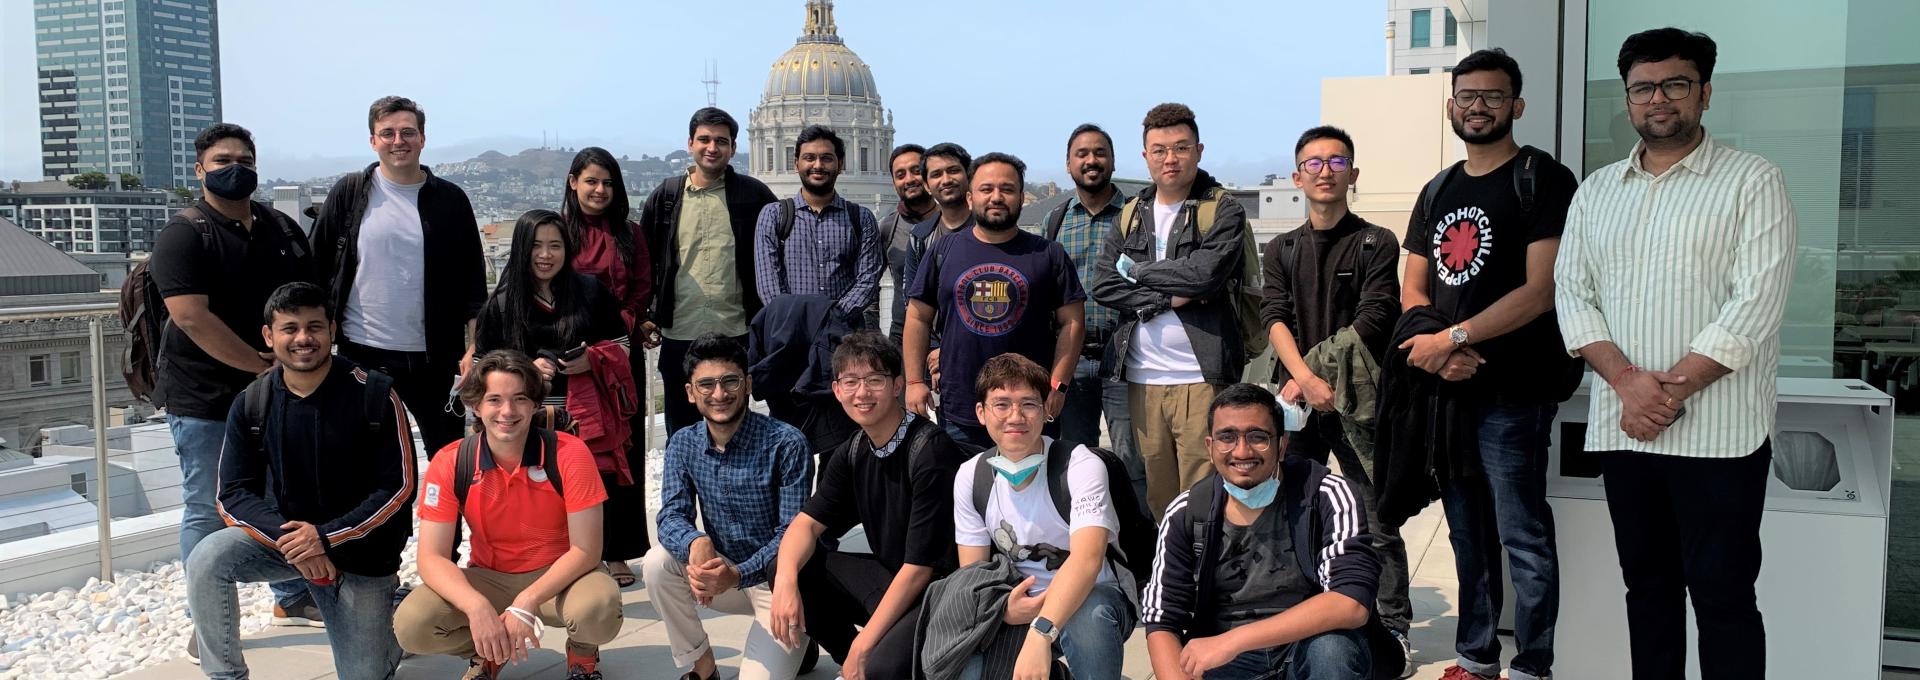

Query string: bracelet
[506,606,545,641]
[1611,364,1642,387]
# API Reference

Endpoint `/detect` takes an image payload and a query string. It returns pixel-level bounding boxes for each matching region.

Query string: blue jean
[959,581,1135,680]
[1207,628,1372,680]
[1439,400,1560,680]
[171,415,227,565]
[1058,356,1146,512]
[187,527,400,680]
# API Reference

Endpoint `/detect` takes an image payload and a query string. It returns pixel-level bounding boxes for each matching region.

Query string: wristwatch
[1447,324,1470,346]
[1030,616,1060,643]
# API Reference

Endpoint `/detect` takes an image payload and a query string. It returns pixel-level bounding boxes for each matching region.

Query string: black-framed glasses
[1452,90,1512,109]
[1626,78,1696,105]
[1297,156,1352,175]
[692,375,745,395]
[833,373,894,393]
[1210,429,1276,453]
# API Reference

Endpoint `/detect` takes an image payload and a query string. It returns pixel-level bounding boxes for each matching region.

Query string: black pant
[798,551,921,677]
[657,334,749,437]
[1288,411,1412,635]
[1600,441,1771,680]
[339,340,464,456]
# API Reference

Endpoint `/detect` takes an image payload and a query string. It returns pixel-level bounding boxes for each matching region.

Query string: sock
[566,648,598,673]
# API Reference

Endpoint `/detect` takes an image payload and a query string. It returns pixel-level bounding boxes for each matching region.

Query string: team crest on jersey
[1432,206,1492,286]
[423,482,441,508]
[954,263,1030,337]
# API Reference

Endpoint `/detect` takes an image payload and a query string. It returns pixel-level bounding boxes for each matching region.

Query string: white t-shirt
[344,169,428,351]
[953,438,1121,593]
[1125,200,1203,384]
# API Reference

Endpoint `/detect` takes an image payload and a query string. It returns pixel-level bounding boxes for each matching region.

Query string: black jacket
[215,357,416,577]
[1373,306,1482,528]
[310,163,487,370]
[1089,170,1249,385]
[1259,212,1401,382]
[639,166,778,330]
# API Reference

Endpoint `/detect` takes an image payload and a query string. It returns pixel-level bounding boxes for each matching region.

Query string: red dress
[570,213,653,562]
[572,215,651,332]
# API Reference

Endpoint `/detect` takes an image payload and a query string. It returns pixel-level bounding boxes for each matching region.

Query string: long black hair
[487,209,589,353]
[560,146,636,269]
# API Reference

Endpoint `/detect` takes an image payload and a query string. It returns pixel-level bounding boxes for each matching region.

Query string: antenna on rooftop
[703,59,721,107]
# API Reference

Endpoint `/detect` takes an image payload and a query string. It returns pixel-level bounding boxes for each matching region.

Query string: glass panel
[1445,8,1458,47]
[1411,9,1431,48]
[1585,0,1920,633]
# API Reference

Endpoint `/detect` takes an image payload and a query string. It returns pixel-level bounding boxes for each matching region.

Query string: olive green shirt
[663,173,749,341]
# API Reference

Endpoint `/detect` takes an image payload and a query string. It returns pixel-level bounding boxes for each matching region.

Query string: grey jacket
[1302,326,1382,464]
[916,554,1031,680]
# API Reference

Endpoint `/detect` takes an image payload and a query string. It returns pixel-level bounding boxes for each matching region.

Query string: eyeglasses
[692,375,745,395]
[1452,90,1512,109]
[1209,429,1276,453]
[833,373,894,393]
[983,399,1045,419]
[1297,156,1352,175]
[1625,78,1696,105]
[375,128,420,142]
[798,153,838,165]
[1146,143,1197,161]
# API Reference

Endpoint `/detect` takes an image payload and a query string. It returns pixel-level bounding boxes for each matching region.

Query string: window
[1410,68,1430,75]
[1410,9,1431,48]
[1444,8,1457,46]
[29,352,83,386]
[859,146,870,173]
[61,352,81,385]
[28,355,50,387]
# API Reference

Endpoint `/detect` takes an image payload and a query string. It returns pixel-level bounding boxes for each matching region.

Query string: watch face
[1450,328,1469,344]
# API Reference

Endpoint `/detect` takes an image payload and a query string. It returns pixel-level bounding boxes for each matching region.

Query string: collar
[792,192,848,215]
[870,412,917,459]
[475,434,537,472]
[1065,187,1127,217]
[1298,209,1366,235]
[194,198,264,232]
[701,411,760,455]
[684,168,727,193]
[1623,129,1719,181]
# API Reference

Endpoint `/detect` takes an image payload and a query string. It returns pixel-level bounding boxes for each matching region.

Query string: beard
[975,203,1024,232]
[1072,165,1112,193]
[800,172,837,196]
[1452,113,1513,145]
[1633,108,1697,145]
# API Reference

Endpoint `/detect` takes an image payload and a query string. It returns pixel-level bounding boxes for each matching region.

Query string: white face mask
[1279,398,1308,432]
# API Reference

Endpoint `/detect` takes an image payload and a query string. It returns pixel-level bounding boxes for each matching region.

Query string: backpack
[1042,205,1069,242]
[1118,187,1269,358]
[451,428,565,511]
[969,438,1158,600]
[1413,145,1545,241]
[236,366,395,457]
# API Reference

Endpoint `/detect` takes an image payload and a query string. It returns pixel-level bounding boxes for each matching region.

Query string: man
[753,124,883,327]
[641,335,814,680]
[187,282,413,680]
[1143,383,1388,679]
[639,107,779,435]
[395,351,621,680]
[1555,28,1794,679]
[904,153,1086,450]
[768,331,968,680]
[311,95,485,456]
[1043,123,1144,505]
[1259,125,1412,674]
[150,122,317,652]
[1091,103,1254,520]
[898,142,975,337]
[1399,48,1582,680]
[882,144,938,342]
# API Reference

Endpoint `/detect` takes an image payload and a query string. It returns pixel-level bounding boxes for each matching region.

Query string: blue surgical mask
[985,453,1045,486]
[1279,399,1308,432]
[1223,476,1280,509]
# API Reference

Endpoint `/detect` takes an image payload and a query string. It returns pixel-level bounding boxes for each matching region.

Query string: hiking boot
[461,657,499,680]
[271,597,325,628]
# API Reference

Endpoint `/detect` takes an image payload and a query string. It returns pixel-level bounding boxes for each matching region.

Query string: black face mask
[203,164,258,200]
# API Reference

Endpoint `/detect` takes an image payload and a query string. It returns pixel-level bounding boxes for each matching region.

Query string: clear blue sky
[2,1,1385,186]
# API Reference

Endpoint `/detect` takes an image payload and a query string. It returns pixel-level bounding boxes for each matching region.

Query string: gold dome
[761,1,881,104]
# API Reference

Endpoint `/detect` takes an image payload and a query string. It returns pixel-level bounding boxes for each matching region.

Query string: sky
[1,0,1386,187]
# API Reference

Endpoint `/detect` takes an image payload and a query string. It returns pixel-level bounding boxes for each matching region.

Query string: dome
[760,1,881,104]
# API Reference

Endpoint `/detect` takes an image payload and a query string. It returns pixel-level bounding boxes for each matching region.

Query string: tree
[119,173,141,189]
[171,187,192,200]
[67,172,109,190]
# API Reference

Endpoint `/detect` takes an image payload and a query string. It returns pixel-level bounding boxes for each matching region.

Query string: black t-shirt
[473,273,628,401]
[1403,152,1579,398]
[801,415,968,575]
[150,200,313,419]
[1214,505,1314,629]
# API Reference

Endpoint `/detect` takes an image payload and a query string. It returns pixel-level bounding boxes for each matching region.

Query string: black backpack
[969,438,1158,599]
[451,428,565,510]
[236,366,394,456]
[1411,145,1546,240]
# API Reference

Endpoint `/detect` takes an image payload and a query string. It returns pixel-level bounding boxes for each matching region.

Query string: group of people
[147,24,1793,680]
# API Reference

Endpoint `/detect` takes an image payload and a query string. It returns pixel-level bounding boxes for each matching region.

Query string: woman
[561,147,653,587]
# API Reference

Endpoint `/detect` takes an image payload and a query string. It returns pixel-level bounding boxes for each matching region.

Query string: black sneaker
[799,642,820,673]
[271,597,325,628]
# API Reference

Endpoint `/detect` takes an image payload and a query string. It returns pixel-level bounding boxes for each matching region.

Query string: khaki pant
[394,565,623,659]
[639,549,807,680]
[1130,381,1219,520]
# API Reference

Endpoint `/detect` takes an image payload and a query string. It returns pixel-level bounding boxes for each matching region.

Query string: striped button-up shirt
[1555,131,1797,458]
[753,193,883,319]
[656,411,813,588]
[1054,192,1126,344]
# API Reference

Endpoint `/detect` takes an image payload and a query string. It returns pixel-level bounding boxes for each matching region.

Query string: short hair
[794,125,845,160]
[1067,123,1114,153]
[1142,103,1199,141]
[974,353,1050,404]
[688,107,739,140]
[1616,27,1718,83]
[831,331,903,377]
[923,142,972,178]
[889,143,927,168]
[194,123,256,162]
[367,96,425,134]
[1453,48,1524,98]
[459,349,549,406]
[1294,125,1357,160]
[970,152,1027,185]
[261,281,329,324]
[1206,383,1284,436]
[682,333,749,379]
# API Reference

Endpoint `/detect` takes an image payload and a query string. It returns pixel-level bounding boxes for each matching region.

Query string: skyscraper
[35,0,222,189]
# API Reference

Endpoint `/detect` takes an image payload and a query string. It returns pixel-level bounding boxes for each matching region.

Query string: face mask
[1279,399,1308,432]
[204,164,258,201]
[1223,476,1280,509]
[985,453,1045,486]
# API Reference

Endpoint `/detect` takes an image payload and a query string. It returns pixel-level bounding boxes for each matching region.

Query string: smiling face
[969,161,1025,231]
[568,163,614,216]
[833,358,904,430]
[686,359,750,426]
[924,154,969,209]
[262,305,332,374]
[369,110,423,172]
[1143,124,1202,194]
[976,383,1046,454]
[476,370,535,445]
[1449,69,1524,145]
[1067,131,1114,193]
[1291,137,1358,206]
[1207,404,1282,488]
[528,223,566,284]
[794,138,842,194]
[688,123,736,176]
[890,150,927,203]
[1626,56,1711,146]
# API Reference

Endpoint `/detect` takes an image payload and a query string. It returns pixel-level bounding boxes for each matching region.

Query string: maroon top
[572,214,652,331]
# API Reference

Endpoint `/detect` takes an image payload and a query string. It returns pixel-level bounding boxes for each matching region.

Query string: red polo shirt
[418,432,608,574]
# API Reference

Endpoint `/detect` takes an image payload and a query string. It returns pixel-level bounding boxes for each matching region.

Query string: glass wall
[1584,0,1920,633]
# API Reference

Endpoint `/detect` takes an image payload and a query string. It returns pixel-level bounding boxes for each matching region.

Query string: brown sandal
[606,560,636,588]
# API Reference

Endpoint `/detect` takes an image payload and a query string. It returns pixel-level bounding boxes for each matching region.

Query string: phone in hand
[558,343,587,362]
